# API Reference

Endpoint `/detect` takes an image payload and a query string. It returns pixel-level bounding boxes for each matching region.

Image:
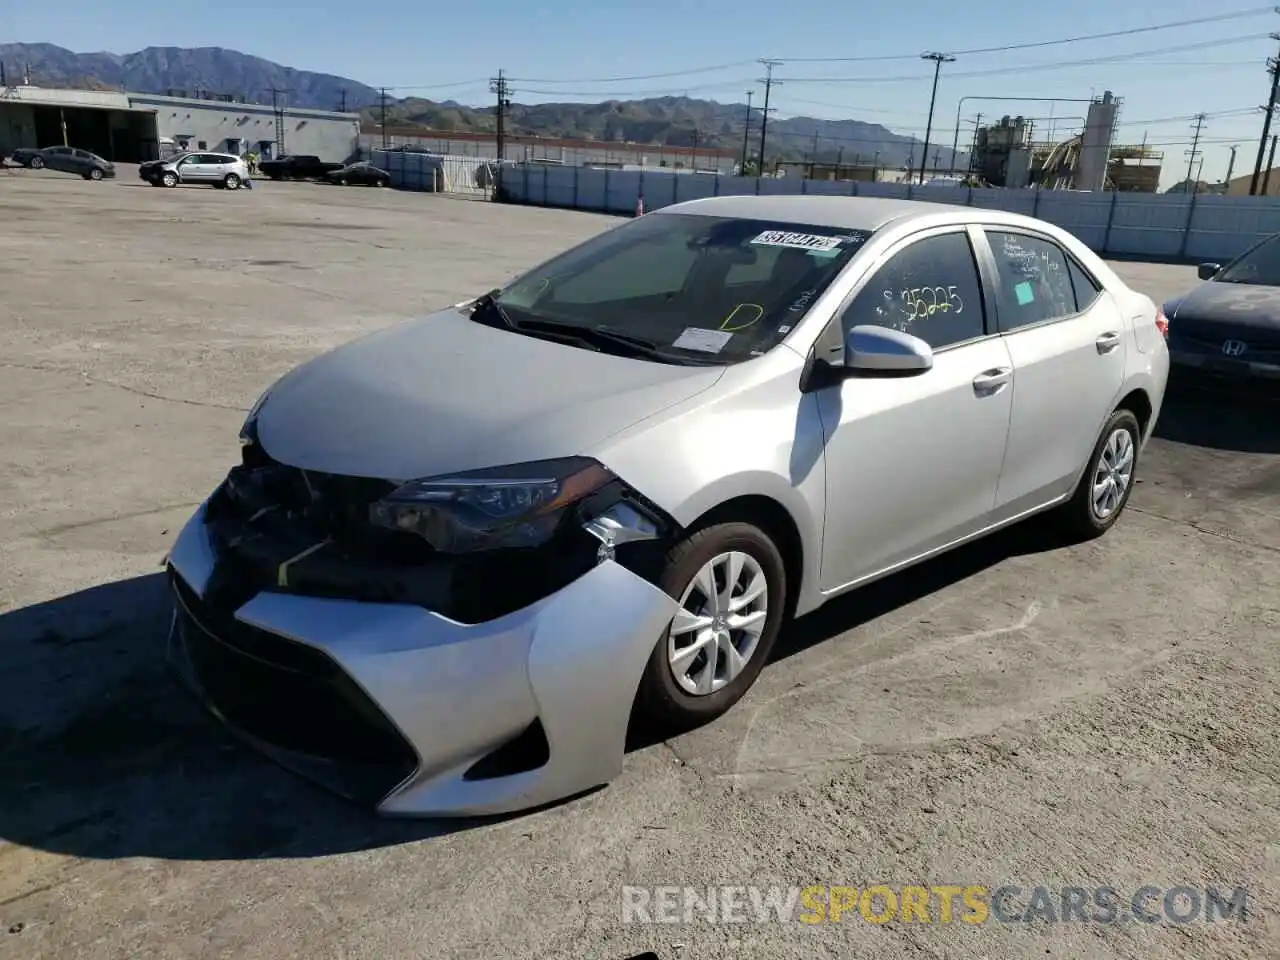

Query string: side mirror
[843,325,933,376]
[1198,262,1221,281]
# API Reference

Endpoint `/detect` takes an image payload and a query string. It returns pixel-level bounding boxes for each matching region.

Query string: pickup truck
[257,154,345,181]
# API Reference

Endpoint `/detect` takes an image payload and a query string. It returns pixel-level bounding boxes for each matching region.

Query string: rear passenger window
[1068,259,1102,310]
[986,231,1077,331]
[841,231,986,349]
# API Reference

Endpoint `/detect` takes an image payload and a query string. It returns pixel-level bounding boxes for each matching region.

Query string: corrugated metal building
[0,84,360,162]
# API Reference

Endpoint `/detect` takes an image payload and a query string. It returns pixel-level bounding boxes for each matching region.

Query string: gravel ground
[0,168,1277,960]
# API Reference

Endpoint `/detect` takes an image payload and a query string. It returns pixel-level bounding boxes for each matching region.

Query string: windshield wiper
[469,289,513,327]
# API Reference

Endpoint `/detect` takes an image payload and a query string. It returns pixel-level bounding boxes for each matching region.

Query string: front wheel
[1056,409,1141,540]
[633,522,787,731]
[161,172,178,188]
[88,168,104,180]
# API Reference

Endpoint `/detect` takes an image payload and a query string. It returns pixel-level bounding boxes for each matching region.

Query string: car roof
[655,194,1039,233]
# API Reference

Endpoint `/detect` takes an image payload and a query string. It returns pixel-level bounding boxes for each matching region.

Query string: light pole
[918,52,955,185]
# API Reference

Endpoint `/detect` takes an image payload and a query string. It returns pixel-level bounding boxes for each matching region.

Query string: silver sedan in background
[164,196,1170,817]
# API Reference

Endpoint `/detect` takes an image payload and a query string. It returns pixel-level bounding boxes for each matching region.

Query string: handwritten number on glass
[899,286,963,321]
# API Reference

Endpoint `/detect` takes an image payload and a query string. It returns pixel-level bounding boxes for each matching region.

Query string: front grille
[172,571,418,805]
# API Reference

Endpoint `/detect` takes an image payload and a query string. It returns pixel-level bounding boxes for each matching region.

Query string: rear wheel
[29,155,44,169]
[224,173,241,190]
[1056,409,1141,540]
[633,522,787,731]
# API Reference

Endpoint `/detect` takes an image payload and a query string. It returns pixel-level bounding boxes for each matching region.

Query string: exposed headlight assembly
[239,390,271,446]
[368,457,616,554]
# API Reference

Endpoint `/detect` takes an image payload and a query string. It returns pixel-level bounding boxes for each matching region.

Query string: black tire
[633,521,788,731]
[161,172,178,188]
[88,168,104,181]
[1056,408,1142,540]
[224,173,240,190]
[29,156,44,169]
[337,177,347,186]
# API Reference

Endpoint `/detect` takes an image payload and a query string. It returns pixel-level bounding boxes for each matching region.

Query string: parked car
[257,154,345,181]
[140,152,248,189]
[164,196,1169,818]
[1162,234,1280,384]
[324,161,392,187]
[9,147,44,167]
[27,146,115,180]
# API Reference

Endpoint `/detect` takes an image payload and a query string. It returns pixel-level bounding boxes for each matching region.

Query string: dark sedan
[1164,236,1280,384]
[8,147,44,167]
[324,162,392,187]
[26,145,116,180]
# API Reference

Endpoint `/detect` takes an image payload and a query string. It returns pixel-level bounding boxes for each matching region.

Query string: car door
[178,154,212,182]
[43,147,72,172]
[815,226,1015,591]
[975,229,1128,517]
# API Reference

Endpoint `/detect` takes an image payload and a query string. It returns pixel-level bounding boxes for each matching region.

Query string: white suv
[141,152,249,189]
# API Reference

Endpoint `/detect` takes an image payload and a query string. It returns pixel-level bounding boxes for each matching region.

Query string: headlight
[368,457,615,554]
[239,390,270,445]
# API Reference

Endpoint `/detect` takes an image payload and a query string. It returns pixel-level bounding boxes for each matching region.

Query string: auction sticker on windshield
[751,231,844,252]
[673,327,734,353]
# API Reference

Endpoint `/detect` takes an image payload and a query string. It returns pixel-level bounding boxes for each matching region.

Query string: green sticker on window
[1014,281,1035,306]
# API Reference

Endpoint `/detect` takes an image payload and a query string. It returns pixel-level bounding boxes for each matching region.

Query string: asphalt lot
[1,168,1278,960]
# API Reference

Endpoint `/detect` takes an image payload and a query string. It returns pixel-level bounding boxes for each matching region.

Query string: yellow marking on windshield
[721,303,764,332]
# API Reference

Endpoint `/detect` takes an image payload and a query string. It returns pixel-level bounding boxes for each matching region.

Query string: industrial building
[0,83,360,163]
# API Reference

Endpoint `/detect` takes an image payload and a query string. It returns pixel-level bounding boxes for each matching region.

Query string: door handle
[972,367,1012,395]
[1095,331,1122,354]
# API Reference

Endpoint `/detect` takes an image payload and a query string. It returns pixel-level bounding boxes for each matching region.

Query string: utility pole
[740,90,753,173]
[270,88,289,155]
[809,130,819,178]
[836,145,844,177]
[379,87,389,150]
[1251,34,1280,195]
[757,60,781,174]
[1186,112,1206,195]
[969,112,983,175]
[932,150,941,174]
[1225,143,1238,185]
[918,52,956,184]
[1265,135,1279,194]
[339,89,347,112]
[490,70,512,162]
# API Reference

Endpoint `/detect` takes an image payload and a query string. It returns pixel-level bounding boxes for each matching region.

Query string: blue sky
[8,0,1277,186]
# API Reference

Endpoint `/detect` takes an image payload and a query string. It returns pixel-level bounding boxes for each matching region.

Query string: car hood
[1171,280,1280,332]
[254,308,725,481]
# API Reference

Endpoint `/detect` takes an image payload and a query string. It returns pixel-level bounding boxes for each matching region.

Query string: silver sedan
[165,195,1170,816]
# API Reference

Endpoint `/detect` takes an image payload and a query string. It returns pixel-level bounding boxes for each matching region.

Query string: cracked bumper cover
[166,499,679,817]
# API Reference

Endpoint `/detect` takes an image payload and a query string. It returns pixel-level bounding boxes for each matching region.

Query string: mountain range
[0,43,963,169]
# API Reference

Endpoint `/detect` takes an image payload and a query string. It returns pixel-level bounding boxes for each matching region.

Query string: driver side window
[840,231,987,350]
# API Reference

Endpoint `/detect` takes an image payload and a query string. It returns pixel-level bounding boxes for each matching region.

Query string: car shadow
[627,515,1070,750]
[0,574,529,862]
[1156,379,1280,454]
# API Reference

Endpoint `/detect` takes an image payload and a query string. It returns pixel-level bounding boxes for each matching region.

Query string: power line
[779,34,1269,83]
[490,6,1273,85]
[780,6,1275,61]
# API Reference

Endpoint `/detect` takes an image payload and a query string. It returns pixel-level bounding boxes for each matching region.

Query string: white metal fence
[499,163,1280,263]
[370,149,495,198]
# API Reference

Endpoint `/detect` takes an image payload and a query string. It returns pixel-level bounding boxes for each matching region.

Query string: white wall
[133,95,360,162]
[500,163,1280,262]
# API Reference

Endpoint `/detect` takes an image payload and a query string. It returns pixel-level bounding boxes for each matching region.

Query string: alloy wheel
[1091,427,1134,520]
[667,551,768,696]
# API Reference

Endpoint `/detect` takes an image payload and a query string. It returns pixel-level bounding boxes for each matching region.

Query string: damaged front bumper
[166,498,679,817]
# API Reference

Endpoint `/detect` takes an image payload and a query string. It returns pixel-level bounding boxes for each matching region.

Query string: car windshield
[1217,235,1280,285]
[489,213,873,363]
